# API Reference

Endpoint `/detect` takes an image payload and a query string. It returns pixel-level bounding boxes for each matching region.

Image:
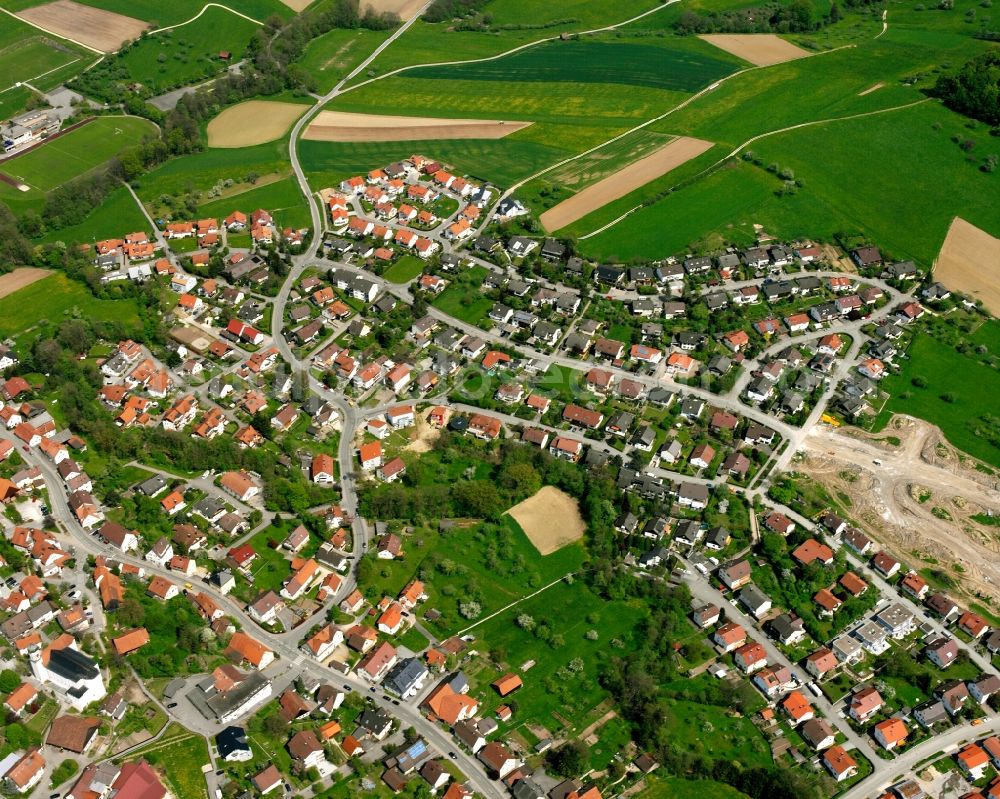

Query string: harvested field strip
[15,0,148,52]
[207,100,307,148]
[540,135,714,232]
[934,217,1000,317]
[303,111,531,142]
[363,0,423,20]
[0,268,51,299]
[698,33,810,67]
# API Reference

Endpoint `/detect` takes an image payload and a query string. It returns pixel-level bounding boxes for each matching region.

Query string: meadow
[467,578,647,734]
[298,27,392,93]
[114,7,259,92]
[874,321,1000,468]
[127,723,210,799]
[382,255,425,283]
[0,116,156,212]
[0,273,141,340]
[431,265,493,324]
[35,185,150,245]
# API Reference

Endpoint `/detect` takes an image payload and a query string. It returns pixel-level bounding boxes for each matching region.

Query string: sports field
[207,100,308,148]
[303,111,531,142]
[540,136,714,231]
[115,6,258,91]
[506,486,586,555]
[934,218,1000,316]
[15,0,147,51]
[0,16,88,93]
[0,116,156,197]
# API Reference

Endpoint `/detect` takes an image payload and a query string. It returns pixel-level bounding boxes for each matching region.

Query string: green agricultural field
[194,175,311,230]
[35,185,149,245]
[411,38,740,93]
[298,27,392,94]
[0,273,142,340]
[874,321,1000,468]
[383,255,425,284]
[469,578,646,733]
[115,7,259,92]
[0,116,156,207]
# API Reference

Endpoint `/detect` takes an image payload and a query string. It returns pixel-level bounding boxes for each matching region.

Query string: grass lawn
[23,697,58,737]
[35,185,150,245]
[0,116,157,213]
[116,7,259,92]
[467,578,647,734]
[874,322,1000,467]
[383,255,425,284]
[0,273,142,340]
[431,266,492,325]
[242,524,294,595]
[126,724,209,799]
[396,625,429,652]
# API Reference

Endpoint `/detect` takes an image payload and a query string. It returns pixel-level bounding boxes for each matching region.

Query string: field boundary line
[455,573,574,637]
[0,6,103,54]
[148,2,264,35]
[578,97,931,240]
[333,0,683,100]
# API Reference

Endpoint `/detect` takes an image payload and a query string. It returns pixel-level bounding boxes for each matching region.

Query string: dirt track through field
[934,217,1000,316]
[799,416,1000,602]
[0,268,51,300]
[207,101,308,147]
[858,82,884,96]
[302,111,531,142]
[699,34,810,66]
[506,486,585,555]
[16,0,148,52]
[364,0,424,20]
[539,136,714,232]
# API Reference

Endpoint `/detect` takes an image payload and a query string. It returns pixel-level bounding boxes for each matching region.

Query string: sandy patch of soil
[404,412,441,454]
[364,0,425,19]
[698,34,810,67]
[0,268,51,299]
[303,111,531,142]
[539,136,714,232]
[207,100,308,148]
[858,82,885,96]
[799,416,1000,602]
[934,217,1000,316]
[278,0,314,10]
[506,485,585,555]
[16,0,148,52]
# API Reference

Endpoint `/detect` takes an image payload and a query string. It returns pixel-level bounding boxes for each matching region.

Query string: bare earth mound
[540,136,714,232]
[0,268,51,300]
[800,417,1000,602]
[207,101,308,148]
[364,0,424,20]
[303,111,532,142]
[506,486,585,556]
[16,0,148,52]
[698,34,810,67]
[935,217,1000,316]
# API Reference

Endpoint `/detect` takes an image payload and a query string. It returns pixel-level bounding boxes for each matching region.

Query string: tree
[117,598,145,627]
[516,614,535,631]
[500,462,541,496]
[546,740,588,777]
[0,670,19,693]
[459,601,481,619]
[263,713,288,737]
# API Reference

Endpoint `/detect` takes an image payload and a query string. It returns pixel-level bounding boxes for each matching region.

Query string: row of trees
[673,0,834,35]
